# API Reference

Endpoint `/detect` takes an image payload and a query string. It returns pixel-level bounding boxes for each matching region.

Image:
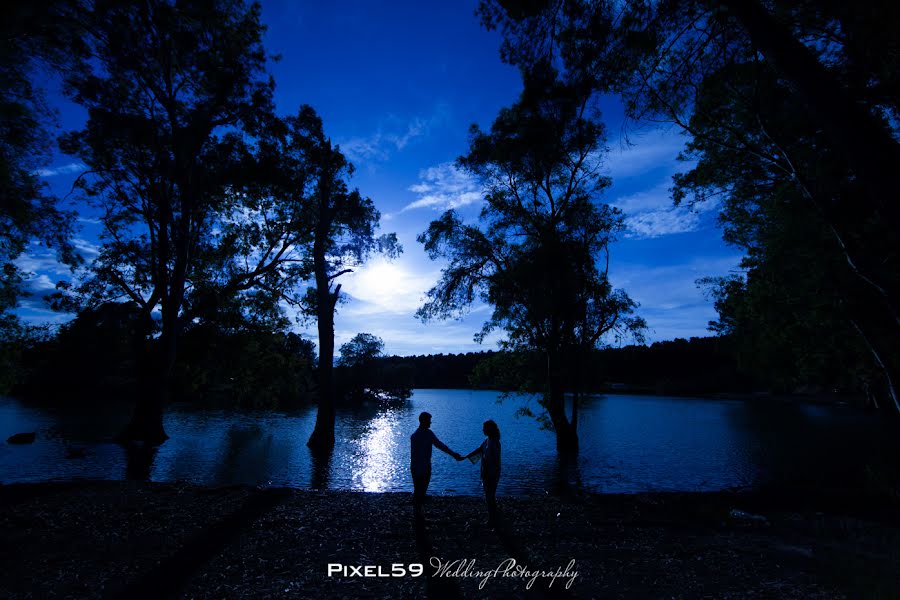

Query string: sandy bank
[1,481,897,599]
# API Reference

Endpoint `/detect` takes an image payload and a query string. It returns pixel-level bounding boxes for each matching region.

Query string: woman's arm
[465,440,486,460]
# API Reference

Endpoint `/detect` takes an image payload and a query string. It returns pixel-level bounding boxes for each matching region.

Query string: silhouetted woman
[465,419,501,526]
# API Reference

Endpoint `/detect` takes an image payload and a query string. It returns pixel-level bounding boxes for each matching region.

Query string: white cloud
[612,182,672,214]
[340,136,389,163]
[36,162,87,178]
[626,209,702,238]
[602,128,688,179]
[72,238,100,257]
[14,238,100,282]
[611,180,718,239]
[21,273,57,293]
[609,255,744,341]
[339,106,448,165]
[392,117,428,150]
[14,303,72,326]
[14,244,73,277]
[401,162,484,212]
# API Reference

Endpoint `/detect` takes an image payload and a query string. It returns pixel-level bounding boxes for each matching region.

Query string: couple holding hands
[410,411,501,525]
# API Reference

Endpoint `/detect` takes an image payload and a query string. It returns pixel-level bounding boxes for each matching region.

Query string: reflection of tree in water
[214,425,278,485]
[722,400,891,489]
[524,454,585,497]
[553,453,584,497]
[30,402,133,445]
[309,447,333,490]
[123,442,159,481]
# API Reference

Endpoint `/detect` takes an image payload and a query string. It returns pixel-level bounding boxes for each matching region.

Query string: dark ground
[0,481,898,599]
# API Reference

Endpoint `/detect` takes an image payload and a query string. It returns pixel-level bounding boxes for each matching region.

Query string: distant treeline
[10,321,855,409]
[376,336,758,395]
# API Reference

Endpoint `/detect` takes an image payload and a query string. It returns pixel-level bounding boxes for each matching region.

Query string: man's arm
[431,432,461,460]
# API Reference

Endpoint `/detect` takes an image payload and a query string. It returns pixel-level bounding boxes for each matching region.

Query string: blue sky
[18,0,743,356]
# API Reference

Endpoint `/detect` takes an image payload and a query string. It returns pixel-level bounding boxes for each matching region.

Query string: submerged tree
[293,111,400,451]
[339,332,385,369]
[418,69,644,452]
[60,0,315,442]
[337,333,413,403]
[479,0,900,410]
[338,332,383,401]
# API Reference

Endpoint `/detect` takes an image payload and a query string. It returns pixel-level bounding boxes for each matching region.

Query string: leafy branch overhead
[480,0,900,410]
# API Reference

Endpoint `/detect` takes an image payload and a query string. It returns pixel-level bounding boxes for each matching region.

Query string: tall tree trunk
[119,221,188,445]
[545,350,579,454]
[307,289,336,450]
[307,191,337,451]
[119,317,174,445]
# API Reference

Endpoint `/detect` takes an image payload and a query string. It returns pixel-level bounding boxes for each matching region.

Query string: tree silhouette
[338,332,387,402]
[289,110,401,451]
[479,0,900,412]
[339,333,385,369]
[418,67,644,452]
[59,0,306,442]
[0,0,79,352]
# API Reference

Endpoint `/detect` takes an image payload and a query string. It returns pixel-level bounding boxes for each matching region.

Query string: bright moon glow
[342,258,433,314]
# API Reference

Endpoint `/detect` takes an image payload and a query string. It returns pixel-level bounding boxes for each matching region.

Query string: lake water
[0,390,895,495]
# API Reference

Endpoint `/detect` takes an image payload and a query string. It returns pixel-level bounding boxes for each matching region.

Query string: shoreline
[5,387,870,408]
[410,387,870,406]
[1,480,897,598]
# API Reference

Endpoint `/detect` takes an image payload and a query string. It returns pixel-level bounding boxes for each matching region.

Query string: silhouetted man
[410,411,461,514]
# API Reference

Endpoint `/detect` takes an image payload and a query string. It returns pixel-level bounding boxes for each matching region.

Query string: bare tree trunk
[851,319,900,415]
[546,350,579,454]
[307,187,337,451]
[119,274,182,445]
[720,0,900,316]
[307,288,337,450]
[119,318,173,445]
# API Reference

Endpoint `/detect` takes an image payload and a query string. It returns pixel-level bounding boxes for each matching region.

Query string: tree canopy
[339,333,385,369]
[56,0,315,441]
[418,67,644,451]
[0,1,80,346]
[479,0,900,412]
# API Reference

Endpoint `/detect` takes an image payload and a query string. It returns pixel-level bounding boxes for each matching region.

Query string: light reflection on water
[351,411,402,492]
[0,390,895,495]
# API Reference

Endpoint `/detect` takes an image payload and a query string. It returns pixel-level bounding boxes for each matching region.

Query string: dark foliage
[174,325,316,409]
[0,0,80,350]
[479,0,900,413]
[373,337,759,397]
[335,333,412,404]
[418,65,644,451]
[14,302,317,409]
